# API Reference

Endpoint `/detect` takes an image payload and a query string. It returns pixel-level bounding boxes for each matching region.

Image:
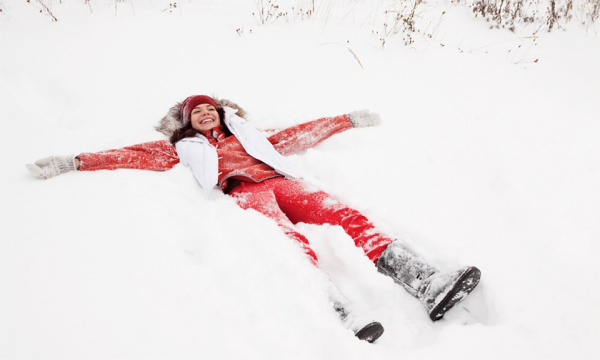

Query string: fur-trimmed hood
[155,97,247,137]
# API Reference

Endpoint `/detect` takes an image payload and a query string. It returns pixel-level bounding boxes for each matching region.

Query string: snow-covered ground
[1,0,599,358]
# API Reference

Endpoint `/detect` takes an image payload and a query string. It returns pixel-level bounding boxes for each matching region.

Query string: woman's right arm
[26,140,180,180]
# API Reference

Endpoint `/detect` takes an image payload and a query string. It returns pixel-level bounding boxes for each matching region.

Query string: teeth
[201,119,213,124]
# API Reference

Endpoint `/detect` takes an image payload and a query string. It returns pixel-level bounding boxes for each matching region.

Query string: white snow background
[1,0,599,358]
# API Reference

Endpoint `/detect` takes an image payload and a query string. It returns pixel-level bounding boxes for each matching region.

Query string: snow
[1,0,599,358]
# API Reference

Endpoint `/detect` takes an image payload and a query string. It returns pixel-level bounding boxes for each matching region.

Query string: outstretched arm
[268,110,381,156]
[26,140,180,180]
[78,140,179,171]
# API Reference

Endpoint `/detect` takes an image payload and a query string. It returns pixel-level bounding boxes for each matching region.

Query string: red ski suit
[78,115,393,265]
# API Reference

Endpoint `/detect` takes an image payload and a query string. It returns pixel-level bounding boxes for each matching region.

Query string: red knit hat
[181,95,218,126]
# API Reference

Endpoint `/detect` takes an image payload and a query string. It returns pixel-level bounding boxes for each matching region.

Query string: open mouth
[201,119,214,124]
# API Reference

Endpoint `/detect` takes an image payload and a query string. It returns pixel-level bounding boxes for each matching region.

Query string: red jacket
[78,114,353,193]
[201,114,353,192]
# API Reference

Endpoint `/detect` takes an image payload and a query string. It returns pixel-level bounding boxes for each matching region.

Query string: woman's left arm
[267,110,380,156]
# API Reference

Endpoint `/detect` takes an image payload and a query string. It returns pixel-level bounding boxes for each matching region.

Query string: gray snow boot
[328,282,384,343]
[333,301,384,343]
[376,241,481,321]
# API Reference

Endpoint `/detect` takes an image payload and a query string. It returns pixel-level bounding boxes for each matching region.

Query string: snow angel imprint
[26,95,482,343]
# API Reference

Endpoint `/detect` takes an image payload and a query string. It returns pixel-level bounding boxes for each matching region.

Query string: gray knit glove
[26,155,77,180]
[347,109,381,128]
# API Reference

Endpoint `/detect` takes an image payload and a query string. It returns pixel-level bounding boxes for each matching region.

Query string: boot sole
[430,266,481,321]
[355,322,385,343]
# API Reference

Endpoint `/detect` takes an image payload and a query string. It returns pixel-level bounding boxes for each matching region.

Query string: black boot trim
[429,266,481,321]
[354,322,385,343]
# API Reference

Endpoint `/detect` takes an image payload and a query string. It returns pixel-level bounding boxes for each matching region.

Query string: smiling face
[190,103,221,132]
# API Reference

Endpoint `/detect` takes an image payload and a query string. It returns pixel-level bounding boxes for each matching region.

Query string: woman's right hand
[26,155,77,180]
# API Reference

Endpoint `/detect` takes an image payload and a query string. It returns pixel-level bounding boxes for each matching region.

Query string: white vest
[175,107,303,197]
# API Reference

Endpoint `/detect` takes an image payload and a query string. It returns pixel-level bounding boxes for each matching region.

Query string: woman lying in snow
[26,95,481,343]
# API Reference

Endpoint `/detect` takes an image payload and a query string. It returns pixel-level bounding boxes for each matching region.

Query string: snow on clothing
[195,126,283,193]
[175,107,304,198]
[231,177,392,264]
[78,141,179,171]
[78,111,393,265]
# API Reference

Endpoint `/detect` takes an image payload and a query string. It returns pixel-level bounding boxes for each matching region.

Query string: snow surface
[1,0,599,358]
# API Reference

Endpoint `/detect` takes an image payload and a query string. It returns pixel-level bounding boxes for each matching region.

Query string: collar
[201,126,227,146]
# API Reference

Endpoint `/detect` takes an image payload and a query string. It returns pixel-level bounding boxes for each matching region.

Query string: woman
[27,95,481,343]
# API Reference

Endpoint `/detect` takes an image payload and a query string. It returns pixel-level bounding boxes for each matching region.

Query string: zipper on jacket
[211,129,220,143]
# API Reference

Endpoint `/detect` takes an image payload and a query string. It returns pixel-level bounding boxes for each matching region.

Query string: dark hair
[170,107,229,145]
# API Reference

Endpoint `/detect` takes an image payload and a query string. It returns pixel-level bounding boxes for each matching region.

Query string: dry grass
[470,0,582,32]
[253,0,290,24]
[26,0,58,21]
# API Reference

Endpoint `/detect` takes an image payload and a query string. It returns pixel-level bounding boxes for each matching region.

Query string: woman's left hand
[347,110,381,128]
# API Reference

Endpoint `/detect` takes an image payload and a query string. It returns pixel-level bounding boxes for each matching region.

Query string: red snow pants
[229,177,393,265]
